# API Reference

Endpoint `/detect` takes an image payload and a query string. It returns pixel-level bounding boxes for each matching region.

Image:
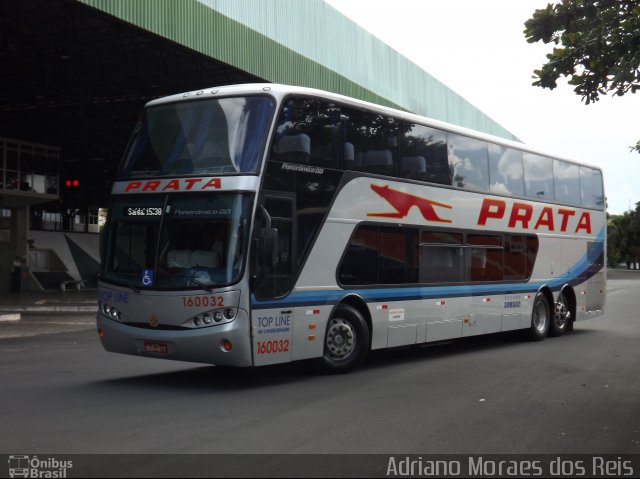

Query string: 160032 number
[181,296,224,308]
[256,340,289,355]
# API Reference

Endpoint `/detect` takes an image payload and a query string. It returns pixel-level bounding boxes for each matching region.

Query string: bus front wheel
[313,304,370,374]
[550,290,572,337]
[528,292,551,341]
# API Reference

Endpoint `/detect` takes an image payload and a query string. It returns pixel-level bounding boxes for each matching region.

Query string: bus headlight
[184,308,238,328]
[99,301,122,321]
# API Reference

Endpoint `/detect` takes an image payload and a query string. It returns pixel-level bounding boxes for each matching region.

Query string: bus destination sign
[123,207,163,217]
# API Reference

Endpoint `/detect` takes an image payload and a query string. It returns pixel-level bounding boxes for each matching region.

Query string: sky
[325,0,639,215]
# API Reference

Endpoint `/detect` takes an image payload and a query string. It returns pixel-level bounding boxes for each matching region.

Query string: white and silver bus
[97,84,606,373]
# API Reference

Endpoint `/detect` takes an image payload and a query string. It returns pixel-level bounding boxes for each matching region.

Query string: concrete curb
[0,306,97,314]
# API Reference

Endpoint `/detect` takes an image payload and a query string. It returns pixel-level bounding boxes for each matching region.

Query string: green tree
[608,203,640,268]
[608,213,631,266]
[524,0,640,153]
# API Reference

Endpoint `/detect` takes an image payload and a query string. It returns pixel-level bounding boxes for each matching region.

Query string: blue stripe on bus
[251,228,605,310]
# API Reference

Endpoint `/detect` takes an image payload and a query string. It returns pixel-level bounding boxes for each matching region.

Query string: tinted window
[467,234,501,246]
[338,226,379,285]
[488,145,524,196]
[580,166,605,209]
[525,236,539,278]
[448,134,489,191]
[379,227,419,284]
[468,235,503,282]
[272,98,341,168]
[504,235,526,280]
[419,244,465,283]
[344,108,398,176]
[338,227,539,286]
[421,231,463,244]
[553,160,581,205]
[523,153,555,201]
[399,123,449,184]
[419,230,464,282]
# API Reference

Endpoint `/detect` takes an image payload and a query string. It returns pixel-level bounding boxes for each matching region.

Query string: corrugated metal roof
[78,0,518,141]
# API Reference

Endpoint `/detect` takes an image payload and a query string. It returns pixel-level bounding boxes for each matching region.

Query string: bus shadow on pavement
[363,328,595,371]
[89,329,595,391]
[91,360,315,392]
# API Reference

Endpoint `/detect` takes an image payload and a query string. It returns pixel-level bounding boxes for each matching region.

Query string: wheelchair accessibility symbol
[141,269,154,286]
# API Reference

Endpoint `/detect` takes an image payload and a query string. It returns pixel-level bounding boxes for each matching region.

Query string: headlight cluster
[185,308,237,328]
[98,301,123,321]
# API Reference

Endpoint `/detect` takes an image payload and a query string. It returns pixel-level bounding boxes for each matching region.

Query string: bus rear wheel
[313,304,370,374]
[528,292,551,341]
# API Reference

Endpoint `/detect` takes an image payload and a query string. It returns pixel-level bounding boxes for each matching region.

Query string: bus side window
[504,235,525,280]
[525,235,539,278]
[447,134,490,191]
[271,98,341,169]
[467,234,503,282]
[523,153,555,201]
[553,160,580,205]
[579,166,605,209]
[488,145,524,196]
[419,231,465,283]
[419,244,465,283]
[338,225,379,285]
[400,155,427,181]
[400,123,449,185]
[343,107,399,176]
[272,134,311,163]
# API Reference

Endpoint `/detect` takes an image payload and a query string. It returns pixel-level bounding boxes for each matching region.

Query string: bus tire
[550,290,572,337]
[313,304,370,374]
[528,292,551,341]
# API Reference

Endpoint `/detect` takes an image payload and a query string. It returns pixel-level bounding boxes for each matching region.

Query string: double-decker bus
[97,84,606,373]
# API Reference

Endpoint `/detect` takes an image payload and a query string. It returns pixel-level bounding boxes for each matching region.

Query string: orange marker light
[308,335,316,341]
[98,328,104,338]
[222,340,232,351]
[309,323,316,330]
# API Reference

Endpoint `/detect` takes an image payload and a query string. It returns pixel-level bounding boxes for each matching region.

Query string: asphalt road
[1,275,638,461]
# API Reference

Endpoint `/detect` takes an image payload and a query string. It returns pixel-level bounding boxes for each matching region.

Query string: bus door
[251,193,297,365]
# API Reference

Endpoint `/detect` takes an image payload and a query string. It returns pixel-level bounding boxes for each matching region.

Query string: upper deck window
[553,160,581,205]
[118,96,275,178]
[580,166,605,209]
[447,134,489,191]
[488,144,524,196]
[271,98,341,169]
[523,153,555,201]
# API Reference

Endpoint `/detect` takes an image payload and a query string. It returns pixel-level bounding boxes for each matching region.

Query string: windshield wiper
[185,276,214,292]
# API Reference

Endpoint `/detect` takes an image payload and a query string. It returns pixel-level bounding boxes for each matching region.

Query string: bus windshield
[118,96,275,178]
[102,193,253,289]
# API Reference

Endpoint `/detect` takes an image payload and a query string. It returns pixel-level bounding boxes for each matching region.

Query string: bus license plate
[144,341,169,354]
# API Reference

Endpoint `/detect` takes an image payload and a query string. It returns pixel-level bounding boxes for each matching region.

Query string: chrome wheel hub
[554,300,571,330]
[533,301,548,334]
[326,318,356,360]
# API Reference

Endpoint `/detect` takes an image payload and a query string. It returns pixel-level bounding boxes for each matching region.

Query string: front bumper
[97,309,253,367]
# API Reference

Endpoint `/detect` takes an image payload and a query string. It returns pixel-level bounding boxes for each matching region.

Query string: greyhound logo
[368,184,452,223]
